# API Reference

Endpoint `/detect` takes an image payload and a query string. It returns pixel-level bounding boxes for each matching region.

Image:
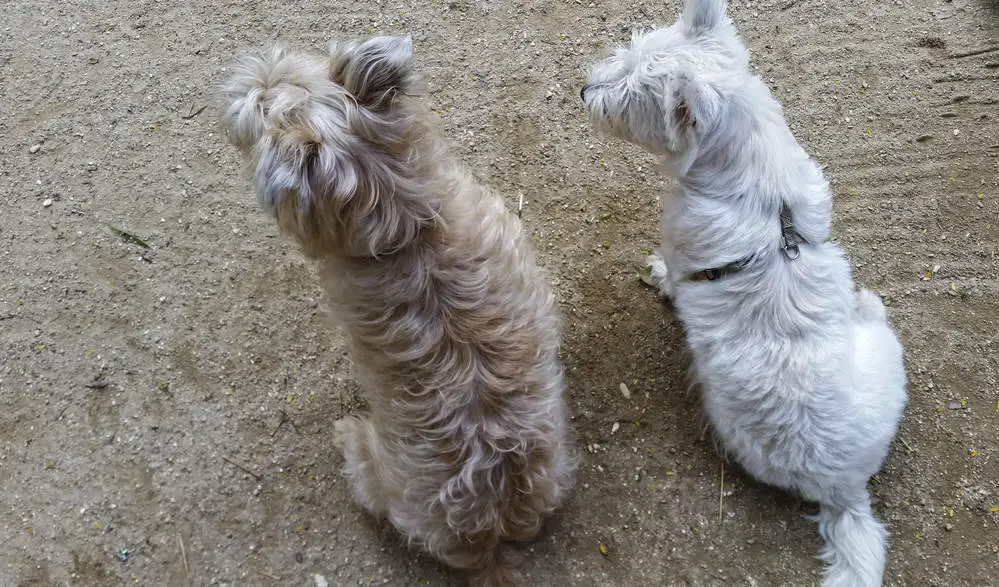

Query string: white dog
[581,1,907,585]
[220,37,575,586]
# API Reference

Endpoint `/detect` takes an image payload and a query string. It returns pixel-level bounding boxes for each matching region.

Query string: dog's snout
[580,84,592,102]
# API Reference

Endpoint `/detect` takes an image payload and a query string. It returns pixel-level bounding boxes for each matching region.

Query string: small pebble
[611,422,620,434]
[42,199,53,207]
[29,144,41,154]
[944,523,953,532]
[314,574,329,587]
[619,382,630,399]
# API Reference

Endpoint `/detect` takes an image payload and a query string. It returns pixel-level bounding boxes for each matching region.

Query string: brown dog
[220,37,576,586]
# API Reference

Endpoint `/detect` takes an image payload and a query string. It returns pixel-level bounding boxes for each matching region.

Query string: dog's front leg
[334,416,390,518]
[645,252,676,300]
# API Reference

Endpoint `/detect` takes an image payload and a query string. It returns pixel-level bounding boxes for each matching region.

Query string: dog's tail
[815,491,887,587]
[467,543,524,587]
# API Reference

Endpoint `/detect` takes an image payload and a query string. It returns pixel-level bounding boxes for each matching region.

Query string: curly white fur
[582,2,907,585]
[220,37,576,586]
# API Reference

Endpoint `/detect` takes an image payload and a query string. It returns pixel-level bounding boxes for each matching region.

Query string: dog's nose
[580,84,591,102]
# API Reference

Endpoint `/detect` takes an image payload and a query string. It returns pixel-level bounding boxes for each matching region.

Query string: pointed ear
[673,100,694,129]
[673,77,722,132]
[329,36,415,108]
[682,0,727,33]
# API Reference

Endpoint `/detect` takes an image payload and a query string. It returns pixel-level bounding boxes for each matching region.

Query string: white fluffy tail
[816,497,887,587]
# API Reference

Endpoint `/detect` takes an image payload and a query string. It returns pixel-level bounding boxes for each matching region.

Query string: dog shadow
[551,251,823,582]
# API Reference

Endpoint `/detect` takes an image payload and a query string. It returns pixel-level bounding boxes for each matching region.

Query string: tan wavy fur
[219,36,576,586]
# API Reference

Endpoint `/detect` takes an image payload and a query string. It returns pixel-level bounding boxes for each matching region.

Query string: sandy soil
[1,0,997,585]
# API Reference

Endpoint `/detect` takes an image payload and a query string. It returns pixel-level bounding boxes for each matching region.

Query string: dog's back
[329,176,575,584]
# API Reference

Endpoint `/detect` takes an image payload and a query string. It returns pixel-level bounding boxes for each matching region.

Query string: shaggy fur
[582,1,907,585]
[219,37,575,586]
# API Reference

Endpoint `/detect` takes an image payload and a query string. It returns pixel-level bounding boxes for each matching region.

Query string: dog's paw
[333,417,360,453]
[645,254,675,299]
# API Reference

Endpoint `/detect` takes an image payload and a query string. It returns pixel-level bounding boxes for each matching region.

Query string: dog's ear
[329,36,415,108]
[673,100,694,129]
[252,124,358,257]
[682,0,727,33]
[220,45,323,153]
[673,77,722,132]
[253,120,433,258]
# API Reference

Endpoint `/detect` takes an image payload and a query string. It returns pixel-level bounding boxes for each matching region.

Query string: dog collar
[686,202,806,282]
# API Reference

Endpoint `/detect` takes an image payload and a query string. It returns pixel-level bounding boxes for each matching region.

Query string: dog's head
[220,36,437,258]
[580,0,748,165]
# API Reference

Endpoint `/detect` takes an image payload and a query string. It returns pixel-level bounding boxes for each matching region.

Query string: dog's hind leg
[854,289,887,323]
[333,416,391,517]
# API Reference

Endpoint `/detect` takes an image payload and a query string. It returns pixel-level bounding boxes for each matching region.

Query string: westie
[220,37,575,586]
[582,2,907,585]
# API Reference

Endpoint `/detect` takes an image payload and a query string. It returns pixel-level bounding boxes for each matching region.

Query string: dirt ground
[1,0,997,585]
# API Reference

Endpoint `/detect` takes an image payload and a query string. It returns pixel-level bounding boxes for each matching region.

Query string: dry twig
[178,533,190,582]
[718,461,725,524]
[255,569,281,581]
[221,456,262,482]
[181,104,208,120]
